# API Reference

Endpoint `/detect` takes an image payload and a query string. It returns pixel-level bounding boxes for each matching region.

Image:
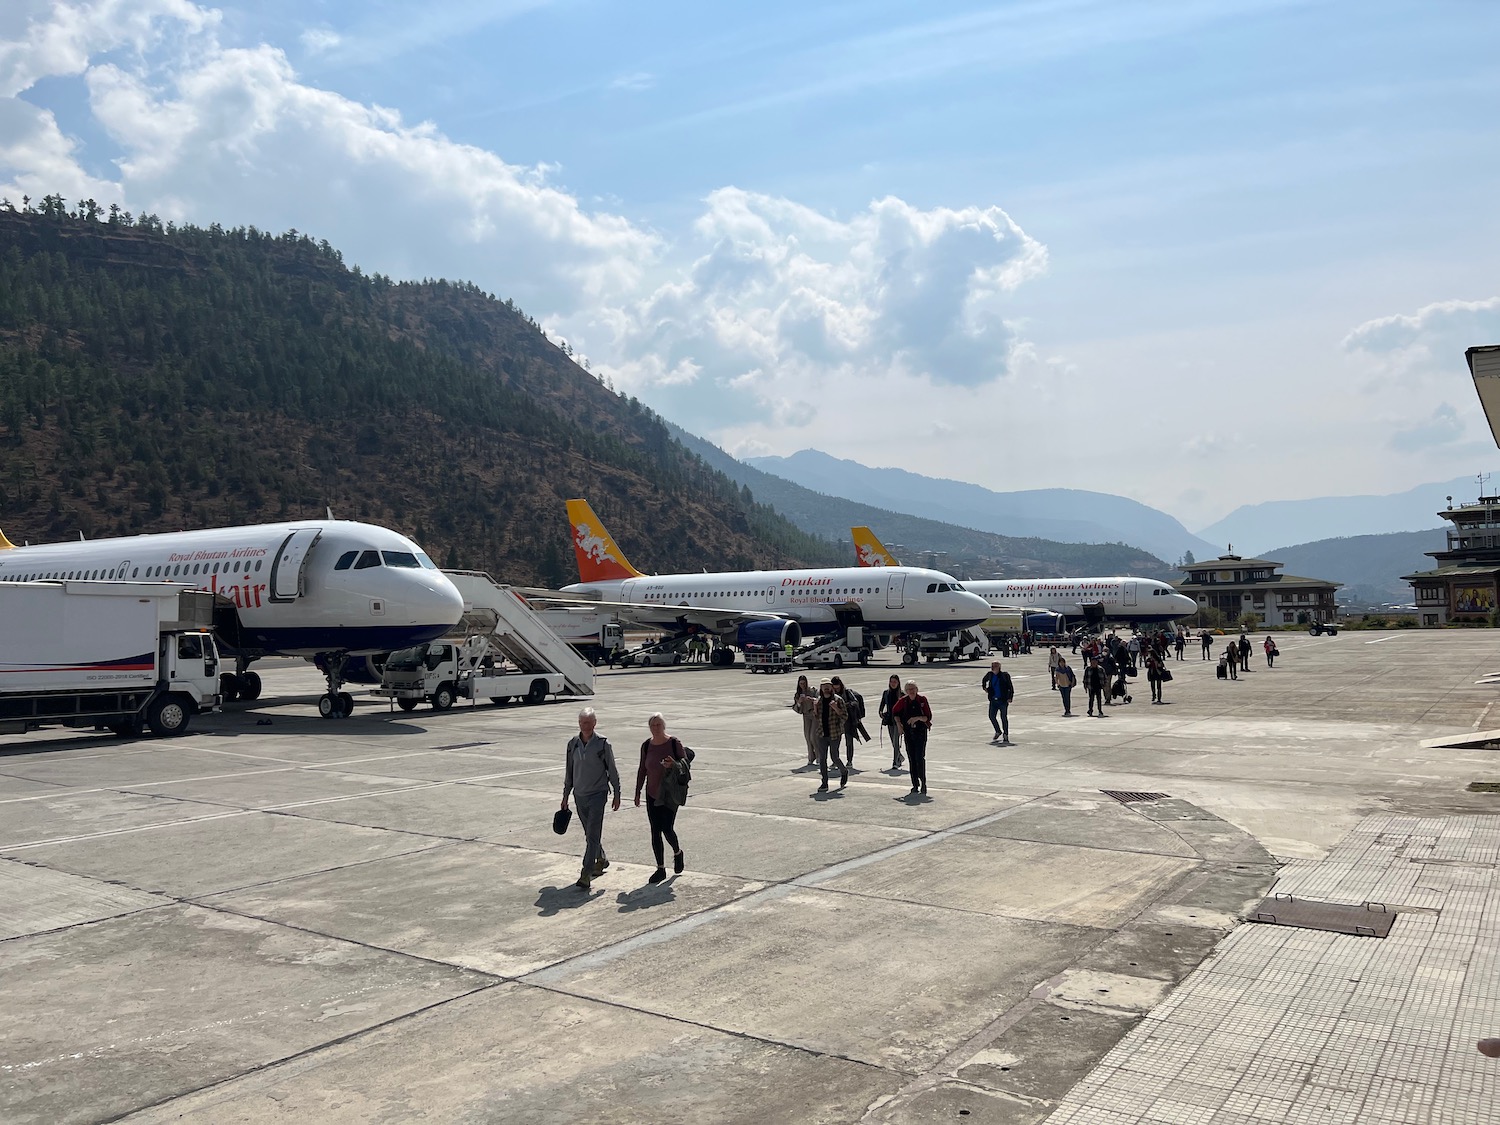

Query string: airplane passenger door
[886,573,905,610]
[269,528,322,602]
[1123,581,1137,608]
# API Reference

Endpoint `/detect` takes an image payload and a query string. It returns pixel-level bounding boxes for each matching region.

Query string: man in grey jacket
[562,707,621,891]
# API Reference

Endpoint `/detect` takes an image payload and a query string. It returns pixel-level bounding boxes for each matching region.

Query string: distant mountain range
[1261,529,1448,605]
[1197,477,1477,556]
[668,428,1174,579]
[745,450,1221,565]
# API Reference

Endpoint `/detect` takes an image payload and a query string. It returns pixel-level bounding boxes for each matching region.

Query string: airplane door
[269,528,322,602]
[1123,581,1137,608]
[886,573,905,610]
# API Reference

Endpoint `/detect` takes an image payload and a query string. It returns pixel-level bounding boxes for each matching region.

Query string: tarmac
[2,628,1498,1123]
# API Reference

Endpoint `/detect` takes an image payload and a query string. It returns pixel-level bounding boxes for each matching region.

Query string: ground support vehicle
[743,646,793,673]
[796,627,873,669]
[616,639,686,667]
[374,572,594,713]
[1309,621,1341,636]
[532,605,625,665]
[907,626,991,665]
[0,581,221,739]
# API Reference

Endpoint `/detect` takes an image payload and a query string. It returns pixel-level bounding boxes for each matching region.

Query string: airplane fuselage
[0,521,464,658]
[564,564,992,636]
[967,577,1197,625]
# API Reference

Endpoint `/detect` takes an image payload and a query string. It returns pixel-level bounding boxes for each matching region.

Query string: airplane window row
[1,559,264,582]
[333,549,434,571]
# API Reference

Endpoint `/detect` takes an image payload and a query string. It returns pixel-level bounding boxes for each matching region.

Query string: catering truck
[0,581,222,739]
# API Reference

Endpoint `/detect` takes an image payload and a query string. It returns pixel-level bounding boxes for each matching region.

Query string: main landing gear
[313,652,356,720]
[219,659,263,704]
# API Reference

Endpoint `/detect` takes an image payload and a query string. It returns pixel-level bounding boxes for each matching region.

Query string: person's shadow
[617,878,679,913]
[535,884,598,916]
[896,791,930,805]
[810,788,844,801]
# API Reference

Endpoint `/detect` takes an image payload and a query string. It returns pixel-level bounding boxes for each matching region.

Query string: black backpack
[847,690,865,719]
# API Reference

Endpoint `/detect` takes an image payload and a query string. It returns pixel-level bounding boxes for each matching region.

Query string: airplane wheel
[240,672,262,701]
[318,693,337,719]
[431,683,455,711]
[219,673,240,703]
[397,699,419,712]
[338,691,355,717]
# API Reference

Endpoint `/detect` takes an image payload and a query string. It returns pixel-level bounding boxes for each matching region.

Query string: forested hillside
[0,201,840,581]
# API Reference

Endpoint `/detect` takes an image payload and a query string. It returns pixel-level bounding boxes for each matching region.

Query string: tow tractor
[1309,620,1341,636]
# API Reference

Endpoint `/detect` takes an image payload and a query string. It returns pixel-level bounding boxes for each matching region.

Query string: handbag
[552,807,572,835]
[1160,668,1173,682]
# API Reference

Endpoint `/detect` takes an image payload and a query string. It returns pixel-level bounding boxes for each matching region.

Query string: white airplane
[0,520,465,717]
[557,500,992,662]
[851,526,1198,627]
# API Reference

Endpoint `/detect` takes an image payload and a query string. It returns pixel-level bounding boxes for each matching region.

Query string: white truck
[909,626,991,665]
[375,636,565,711]
[533,606,624,664]
[0,581,221,739]
[797,626,875,669]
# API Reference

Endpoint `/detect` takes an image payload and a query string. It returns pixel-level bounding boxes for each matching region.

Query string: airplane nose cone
[421,571,466,626]
[1174,595,1197,616]
[960,591,992,621]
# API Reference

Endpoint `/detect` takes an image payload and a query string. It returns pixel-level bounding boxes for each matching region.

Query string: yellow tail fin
[851,526,899,567]
[566,499,643,583]
[0,528,14,550]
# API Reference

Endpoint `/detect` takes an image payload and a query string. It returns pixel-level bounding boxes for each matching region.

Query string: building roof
[1175,574,1339,591]
[1401,564,1500,581]
[1181,555,1279,570]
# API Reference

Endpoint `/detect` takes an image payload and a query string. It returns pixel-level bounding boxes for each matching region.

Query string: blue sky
[3,0,1499,528]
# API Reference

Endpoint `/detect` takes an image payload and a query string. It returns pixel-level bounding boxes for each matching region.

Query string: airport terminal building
[1402,494,1500,626]
[1175,553,1340,627]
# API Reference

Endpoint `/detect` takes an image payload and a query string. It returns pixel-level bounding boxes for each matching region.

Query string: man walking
[1083,655,1108,716]
[981,659,1014,743]
[562,707,621,892]
[1200,631,1212,661]
[1055,657,1077,716]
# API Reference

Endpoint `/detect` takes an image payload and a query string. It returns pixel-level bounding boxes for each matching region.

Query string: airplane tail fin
[851,526,899,567]
[566,499,644,583]
[0,528,14,550]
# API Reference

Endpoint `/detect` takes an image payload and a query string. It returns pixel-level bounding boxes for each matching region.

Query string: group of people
[1205,631,1280,679]
[791,673,934,795]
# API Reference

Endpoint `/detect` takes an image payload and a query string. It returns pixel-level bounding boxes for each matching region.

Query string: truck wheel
[240,671,263,701]
[220,673,240,703]
[338,691,354,717]
[397,699,419,712]
[526,679,548,705]
[147,694,191,737]
[431,683,455,711]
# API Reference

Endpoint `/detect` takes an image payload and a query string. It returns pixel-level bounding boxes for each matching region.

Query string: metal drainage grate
[1249,894,1395,938]
[1101,790,1171,804]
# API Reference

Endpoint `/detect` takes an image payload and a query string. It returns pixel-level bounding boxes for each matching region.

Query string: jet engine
[736,619,803,649]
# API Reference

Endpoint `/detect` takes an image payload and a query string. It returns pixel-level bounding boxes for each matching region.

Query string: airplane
[557,500,993,662]
[849,526,1199,628]
[0,520,465,718]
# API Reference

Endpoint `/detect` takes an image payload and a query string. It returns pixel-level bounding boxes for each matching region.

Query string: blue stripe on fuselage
[225,622,453,657]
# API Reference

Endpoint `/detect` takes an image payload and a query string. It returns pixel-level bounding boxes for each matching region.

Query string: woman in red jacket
[891,680,933,796]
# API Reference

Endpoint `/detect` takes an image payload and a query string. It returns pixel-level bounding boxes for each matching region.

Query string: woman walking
[634,713,694,884]
[1264,636,1278,668]
[878,673,905,772]
[892,680,933,796]
[1146,650,1166,704]
[792,674,818,764]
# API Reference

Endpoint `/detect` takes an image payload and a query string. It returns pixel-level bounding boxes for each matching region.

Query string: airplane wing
[524,594,787,635]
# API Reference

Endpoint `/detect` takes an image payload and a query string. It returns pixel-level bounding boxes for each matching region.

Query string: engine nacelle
[736,619,802,649]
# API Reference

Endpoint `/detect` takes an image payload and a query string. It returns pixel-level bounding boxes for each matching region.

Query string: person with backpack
[891,679,933,795]
[562,706,621,892]
[1238,634,1252,672]
[1055,657,1077,716]
[1083,655,1108,716]
[1201,631,1213,661]
[878,673,906,771]
[830,675,867,770]
[981,659,1014,743]
[1146,649,1167,703]
[634,712,693,885]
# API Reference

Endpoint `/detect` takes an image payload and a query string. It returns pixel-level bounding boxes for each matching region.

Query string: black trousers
[906,724,929,790]
[646,795,680,867]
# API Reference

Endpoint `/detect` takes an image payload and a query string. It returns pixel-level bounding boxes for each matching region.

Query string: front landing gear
[313,652,354,719]
[220,660,263,704]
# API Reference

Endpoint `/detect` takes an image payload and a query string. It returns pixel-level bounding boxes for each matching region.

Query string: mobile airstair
[442,571,596,697]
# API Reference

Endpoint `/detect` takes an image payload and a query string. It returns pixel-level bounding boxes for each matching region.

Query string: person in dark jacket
[1083,656,1108,716]
[562,707,621,891]
[813,680,849,792]
[830,675,867,769]
[1237,634,1252,672]
[981,659,1014,743]
[891,680,933,795]
[1201,631,1213,660]
[878,673,905,771]
[634,712,693,884]
[1146,650,1166,703]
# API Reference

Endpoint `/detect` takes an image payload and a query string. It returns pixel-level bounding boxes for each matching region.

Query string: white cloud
[609,72,655,93]
[299,27,341,55]
[1344,296,1500,390]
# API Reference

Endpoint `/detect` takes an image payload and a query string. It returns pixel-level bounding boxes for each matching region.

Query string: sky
[3,0,1499,530]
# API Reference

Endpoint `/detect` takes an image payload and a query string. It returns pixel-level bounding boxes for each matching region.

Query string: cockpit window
[354,550,382,570]
[382,551,421,569]
[415,551,438,570]
[927,583,937,593]
[334,551,358,571]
